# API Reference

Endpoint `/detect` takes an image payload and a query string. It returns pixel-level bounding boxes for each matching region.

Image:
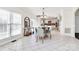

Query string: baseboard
[0,34,22,46]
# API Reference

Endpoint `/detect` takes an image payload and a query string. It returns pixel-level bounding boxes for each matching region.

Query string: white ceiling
[27,7,63,17]
[0,7,63,18]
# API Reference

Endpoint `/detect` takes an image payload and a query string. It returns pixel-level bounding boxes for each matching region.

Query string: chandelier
[36,8,47,25]
[36,8,47,19]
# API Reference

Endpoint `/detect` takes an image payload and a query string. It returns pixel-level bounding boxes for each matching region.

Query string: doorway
[75,8,79,39]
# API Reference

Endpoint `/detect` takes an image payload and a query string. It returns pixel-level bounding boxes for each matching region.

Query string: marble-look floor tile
[0,31,79,51]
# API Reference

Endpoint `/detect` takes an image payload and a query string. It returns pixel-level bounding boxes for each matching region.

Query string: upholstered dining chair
[44,27,52,40]
[35,27,45,43]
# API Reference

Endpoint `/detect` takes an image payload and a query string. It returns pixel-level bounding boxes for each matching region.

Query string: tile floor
[0,31,79,51]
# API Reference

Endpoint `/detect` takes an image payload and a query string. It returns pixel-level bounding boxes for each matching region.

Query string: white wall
[61,8,74,37]
[57,7,78,37]
[30,18,40,27]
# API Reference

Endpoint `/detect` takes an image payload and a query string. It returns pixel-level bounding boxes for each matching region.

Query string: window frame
[0,9,22,40]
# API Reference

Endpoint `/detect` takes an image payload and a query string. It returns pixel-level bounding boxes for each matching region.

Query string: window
[11,13,21,36]
[0,9,21,40]
[0,9,10,40]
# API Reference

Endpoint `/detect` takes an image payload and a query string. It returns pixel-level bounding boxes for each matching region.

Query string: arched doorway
[24,17,32,36]
[75,8,79,39]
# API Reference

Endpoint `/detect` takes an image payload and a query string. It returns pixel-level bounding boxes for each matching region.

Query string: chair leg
[42,39,44,44]
[36,36,38,42]
[50,34,52,39]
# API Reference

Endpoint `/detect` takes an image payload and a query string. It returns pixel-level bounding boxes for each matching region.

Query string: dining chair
[35,27,45,43]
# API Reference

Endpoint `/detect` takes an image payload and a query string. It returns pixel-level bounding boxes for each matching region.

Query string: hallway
[0,31,79,51]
